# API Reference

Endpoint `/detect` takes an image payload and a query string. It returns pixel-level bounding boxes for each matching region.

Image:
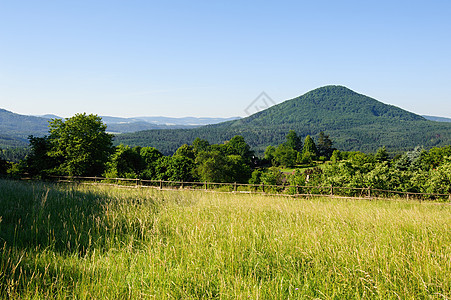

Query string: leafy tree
[424,162,451,194]
[249,169,264,184]
[226,154,252,183]
[264,145,276,163]
[140,147,163,166]
[375,146,390,162]
[140,147,164,179]
[225,135,254,164]
[104,145,144,178]
[394,146,423,171]
[419,145,451,170]
[316,131,334,159]
[285,130,302,152]
[47,113,113,176]
[166,155,196,182]
[302,135,318,159]
[192,138,210,154]
[153,156,173,180]
[196,150,228,182]
[175,144,195,160]
[330,149,342,163]
[260,167,284,186]
[273,144,298,167]
[25,136,60,176]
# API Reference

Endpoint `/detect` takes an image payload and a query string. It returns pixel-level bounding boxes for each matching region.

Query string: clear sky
[1,0,450,118]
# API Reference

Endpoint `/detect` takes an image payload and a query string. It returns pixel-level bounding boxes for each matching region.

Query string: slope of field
[115,86,451,154]
[1,180,450,299]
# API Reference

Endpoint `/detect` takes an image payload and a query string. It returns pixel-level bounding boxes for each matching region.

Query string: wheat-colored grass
[0,179,450,299]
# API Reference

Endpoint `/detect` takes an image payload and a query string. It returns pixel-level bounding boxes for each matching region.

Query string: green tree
[25,136,60,176]
[264,145,276,164]
[192,138,210,154]
[375,146,390,163]
[273,144,298,167]
[140,147,164,179]
[316,131,334,159]
[225,135,254,164]
[300,135,318,163]
[104,145,144,178]
[47,114,113,176]
[196,150,228,182]
[285,130,302,152]
[175,144,195,160]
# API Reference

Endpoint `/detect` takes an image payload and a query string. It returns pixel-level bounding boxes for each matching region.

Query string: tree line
[1,113,450,196]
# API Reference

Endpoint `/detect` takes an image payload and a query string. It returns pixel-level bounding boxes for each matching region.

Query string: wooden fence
[49,175,451,202]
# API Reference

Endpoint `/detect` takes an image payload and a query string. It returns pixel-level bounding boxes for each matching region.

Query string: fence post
[407,193,409,201]
[205,182,207,191]
[261,183,265,193]
[181,181,184,189]
[449,194,451,203]
[330,185,333,196]
[368,186,371,198]
[234,182,237,192]
[159,180,163,190]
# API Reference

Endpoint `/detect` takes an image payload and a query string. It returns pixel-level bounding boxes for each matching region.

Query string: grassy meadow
[0,179,450,299]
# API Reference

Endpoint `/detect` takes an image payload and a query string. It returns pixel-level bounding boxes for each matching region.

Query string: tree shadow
[0,179,159,296]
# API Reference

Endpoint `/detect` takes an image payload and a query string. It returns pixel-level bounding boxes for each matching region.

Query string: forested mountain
[115,86,451,155]
[0,109,49,148]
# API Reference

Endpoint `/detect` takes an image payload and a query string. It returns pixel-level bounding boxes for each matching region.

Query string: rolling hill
[0,109,240,148]
[115,86,451,154]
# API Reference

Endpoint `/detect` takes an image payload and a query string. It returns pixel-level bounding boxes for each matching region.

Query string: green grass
[1,179,450,299]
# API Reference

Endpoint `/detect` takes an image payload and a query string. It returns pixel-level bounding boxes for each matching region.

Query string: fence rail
[47,175,451,202]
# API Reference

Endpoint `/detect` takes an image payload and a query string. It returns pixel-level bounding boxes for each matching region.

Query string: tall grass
[1,179,450,299]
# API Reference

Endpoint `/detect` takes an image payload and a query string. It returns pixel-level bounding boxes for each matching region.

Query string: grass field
[1,179,450,299]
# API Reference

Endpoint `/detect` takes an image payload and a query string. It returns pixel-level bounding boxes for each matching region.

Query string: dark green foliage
[175,144,195,160]
[25,136,60,177]
[264,145,276,163]
[166,155,196,182]
[195,150,251,183]
[0,155,8,175]
[0,147,29,163]
[114,86,451,154]
[284,130,302,152]
[419,145,451,170]
[260,167,284,186]
[316,132,334,159]
[192,138,210,154]
[300,135,318,163]
[224,135,255,163]
[375,146,390,162]
[273,144,298,167]
[104,145,145,178]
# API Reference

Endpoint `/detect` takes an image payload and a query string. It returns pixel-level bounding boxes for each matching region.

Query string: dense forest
[115,86,451,155]
[2,113,450,196]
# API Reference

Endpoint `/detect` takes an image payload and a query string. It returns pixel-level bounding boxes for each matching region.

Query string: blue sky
[1,0,450,118]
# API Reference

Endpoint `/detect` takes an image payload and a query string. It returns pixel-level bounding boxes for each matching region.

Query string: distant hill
[101,116,240,133]
[0,109,240,148]
[115,86,451,155]
[0,109,50,148]
[422,115,451,122]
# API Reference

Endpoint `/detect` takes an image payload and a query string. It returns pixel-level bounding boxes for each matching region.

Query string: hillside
[0,109,50,148]
[0,109,240,148]
[115,86,451,154]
